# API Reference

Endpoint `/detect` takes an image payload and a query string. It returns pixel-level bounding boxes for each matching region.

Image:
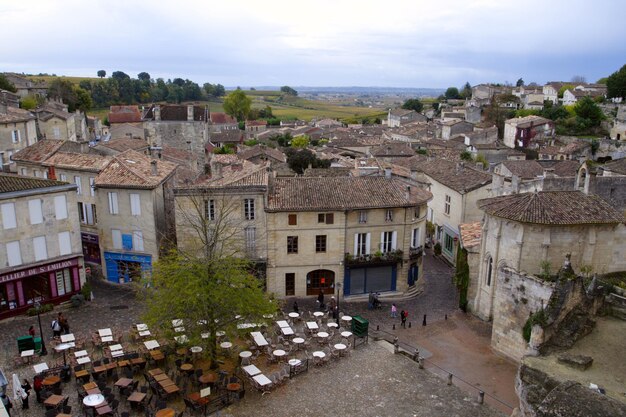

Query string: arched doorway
[306,270,335,295]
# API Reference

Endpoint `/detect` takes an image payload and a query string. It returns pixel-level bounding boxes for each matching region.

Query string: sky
[1,0,625,88]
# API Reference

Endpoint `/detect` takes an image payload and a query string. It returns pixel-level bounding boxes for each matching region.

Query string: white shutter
[1,202,17,229]
[28,199,43,225]
[6,241,22,266]
[60,174,67,182]
[86,204,94,225]
[133,231,144,251]
[130,194,141,216]
[366,233,371,255]
[380,232,385,251]
[33,236,48,261]
[58,231,72,255]
[108,192,118,214]
[89,177,95,196]
[391,231,397,250]
[74,176,82,195]
[353,234,358,255]
[54,195,68,220]
[112,229,122,249]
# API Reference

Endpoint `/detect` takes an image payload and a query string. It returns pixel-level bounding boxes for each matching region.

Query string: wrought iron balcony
[344,250,404,266]
[409,245,423,259]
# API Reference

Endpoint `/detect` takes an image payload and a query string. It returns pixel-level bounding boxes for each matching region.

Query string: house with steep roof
[370,142,415,159]
[440,119,474,140]
[94,138,150,156]
[237,144,286,166]
[108,105,142,126]
[0,107,37,171]
[32,104,77,142]
[0,173,84,319]
[209,112,238,132]
[609,105,626,141]
[266,176,432,297]
[94,150,178,283]
[387,109,427,127]
[244,120,268,138]
[503,115,554,149]
[473,191,625,359]
[413,158,493,264]
[0,89,20,110]
[2,73,48,99]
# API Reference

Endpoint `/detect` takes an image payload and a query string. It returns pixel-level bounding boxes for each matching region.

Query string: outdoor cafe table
[148,368,164,377]
[154,373,169,382]
[115,377,133,389]
[21,349,34,362]
[101,336,113,343]
[174,335,188,344]
[83,382,97,391]
[190,346,203,353]
[242,364,261,377]
[144,340,160,350]
[60,333,75,343]
[33,362,48,373]
[239,351,252,358]
[215,331,226,337]
[220,342,233,349]
[316,332,329,339]
[109,344,123,352]
[312,351,326,358]
[98,328,112,337]
[128,391,147,406]
[139,330,151,337]
[156,408,176,417]
[199,373,217,385]
[96,404,113,416]
[77,356,91,365]
[292,337,305,346]
[327,322,339,328]
[306,321,319,330]
[276,320,290,328]
[341,331,353,338]
[162,384,180,395]
[74,350,88,358]
[252,374,271,386]
[288,312,300,318]
[288,359,302,367]
[42,375,61,387]
[341,315,353,323]
[172,319,183,327]
[54,343,73,366]
[313,311,324,317]
[334,343,347,351]
[136,323,148,331]
[250,332,268,347]
[83,394,105,407]
[280,326,294,336]
[44,394,64,408]
[273,349,286,359]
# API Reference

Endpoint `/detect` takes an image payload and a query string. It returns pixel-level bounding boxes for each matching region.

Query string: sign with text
[0,258,79,284]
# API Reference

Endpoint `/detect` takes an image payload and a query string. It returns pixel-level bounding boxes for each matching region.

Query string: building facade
[0,174,84,319]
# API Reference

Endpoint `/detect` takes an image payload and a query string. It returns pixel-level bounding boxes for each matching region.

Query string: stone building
[245,120,267,139]
[0,107,37,172]
[0,173,84,319]
[32,104,77,141]
[2,73,48,99]
[440,119,474,140]
[503,116,554,149]
[387,109,426,127]
[265,176,432,297]
[472,191,626,325]
[94,150,178,283]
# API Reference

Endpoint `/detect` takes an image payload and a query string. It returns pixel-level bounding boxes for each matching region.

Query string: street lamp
[34,301,47,356]
[335,282,342,325]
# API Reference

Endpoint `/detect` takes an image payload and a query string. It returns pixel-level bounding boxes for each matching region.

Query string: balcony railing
[409,245,423,259]
[344,250,404,266]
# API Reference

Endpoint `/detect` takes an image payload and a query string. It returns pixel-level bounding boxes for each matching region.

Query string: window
[245,227,256,255]
[59,174,67,182]
[11,129,20,143]
[414,206,420,219]
[411,228,420,248]
[204,199,215,221]
[78,202,96,225]
[288,214,297,225]
[130,193,141,216]
[53,127,60,139]
[385,209,393,222]
[27,199,43,225]
[33,170,40,178]
[43,170,49,179]
[55,269,72,296]
[112,229,122,249]
[54,195,67,220]
[74,176,82,195]
[91,204,97,224]
[6,241,22,266]
[486,257,493,286]
[58,231,72,255]
[318,213,334,224]
[381,231,397,253]
[358,211,367,224]
[1,202,17,229]
[315,235,327,253]
[285,273,295,296]
[444,195,451,215]
[444,234,454,254]
[287,236,298,254]
[354,233,370,256]
[89,177,95,196]
[33,236,48,261]
[133,231,144,252]
[122,234,133,250]
[244,199,255,220]
[108,192,119,214]
[20,168,26,176]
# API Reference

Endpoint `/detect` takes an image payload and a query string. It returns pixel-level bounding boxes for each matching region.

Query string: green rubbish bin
[351,315,369,337]
[34,337,42,352]
[17,335,35,353]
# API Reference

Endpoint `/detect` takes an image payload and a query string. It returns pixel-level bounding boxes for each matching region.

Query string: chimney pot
[151,160,158,176]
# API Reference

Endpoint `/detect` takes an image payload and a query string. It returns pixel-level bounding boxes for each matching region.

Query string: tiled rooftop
[11,139,65,163]
[459,222,482,249]
[500,160,544,179]
[43,152,112,172]
[0,173,70,195]
[602,158,626,175]
[97,138,150,153]
[267,176,432,211]
[418,159,492,193]
[108,105,142,124]
[477,191,624,225]
[95,150,178,189]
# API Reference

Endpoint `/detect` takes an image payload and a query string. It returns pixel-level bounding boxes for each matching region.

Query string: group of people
[0,379,31,416]
[292,290,339,319]
[51,312,70,338]
[391,303,409,328]
[368,292,381,309]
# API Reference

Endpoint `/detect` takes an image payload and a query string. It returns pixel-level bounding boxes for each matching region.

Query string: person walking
[58,312,70,334]
[1,392,12,416]
[21,379,31,410]
[293,301,299,313]
[368,292,374,310]
[400,310,408,328]
[51,316,62,339]
[28,326,35,337]
[317,290,325,310]
[391,303,398,318]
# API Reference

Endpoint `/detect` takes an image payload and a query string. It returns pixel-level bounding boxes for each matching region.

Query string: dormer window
[385,209,393,222]
[358,211,367,224]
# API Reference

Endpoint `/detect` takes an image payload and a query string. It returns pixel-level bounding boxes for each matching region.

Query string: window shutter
[33,236,48,261]
[89,177,95,196]
[54,195,68,220]
[6,241,22,266]
[391,231,397,250]
[133,231,144,251]
[130,194,141,216]
[326,213,334,224]
[108,192,118,214]
[353,234,358,255]
[58,231,72,255]
[28,199,43,225]
[380,232,385,251]
[366,233,371,255]
[1,202,17,229]
[112,229,122,249]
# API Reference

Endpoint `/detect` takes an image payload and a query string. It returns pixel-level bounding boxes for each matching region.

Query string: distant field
[27,75,104,85]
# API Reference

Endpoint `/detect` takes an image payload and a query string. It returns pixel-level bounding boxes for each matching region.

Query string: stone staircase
[606,292,626,320]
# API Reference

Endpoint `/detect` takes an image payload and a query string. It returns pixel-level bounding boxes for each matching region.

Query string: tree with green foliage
[285,148,330,174]
[112,71,130,80]
[0,74,17,92]
[137,72,151,81]
[47,77,76,108]
[516,78,524,87]
[454,247,470,311]
[223,90,252,121]
[460,82,472,99]
[573,96,604,128]
[460,151,473,161]
[401,98,423,112]
[540,101,569,121]
[280,86,298,96]
[606,64,626,101]
[290,135,310,148]
[140,190,276,369]
[213,144,236,154]
[97,70,106,78]
[445,87,460,99]
[19,95,38,110]
[557,84,575,98]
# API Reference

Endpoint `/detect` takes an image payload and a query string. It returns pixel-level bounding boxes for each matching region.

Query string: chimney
[80,141,89,154]
[187,105,194,122]
[150,160,158,176]
[511,175,520,193]
[543,168,555,178]
[154,105,161,121]
[405,185,411,200]
[384,168,392,178]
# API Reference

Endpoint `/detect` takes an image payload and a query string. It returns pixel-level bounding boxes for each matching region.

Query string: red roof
[210,112,236,124]
[108,106,142,124]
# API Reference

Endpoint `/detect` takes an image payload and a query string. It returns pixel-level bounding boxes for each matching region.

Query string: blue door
[408,263,418,286]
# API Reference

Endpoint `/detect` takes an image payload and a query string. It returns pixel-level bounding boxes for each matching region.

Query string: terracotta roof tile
[108,105,142,123]
[210,112,236,124]
[97,138,150,153]
[0,107,35,123]
[191,160,268,188]
[602,158,626,175]
[11,139,65,163]
[267,177,432,211]
[417,159,492,193]
[370,142,415,157]
[0,173,70,194]
[95,150,177,189]
[237,144,286,163]
[477,191,623,225]
[43,152,112,172]
[459,222,482,249]
[500,160,544,179]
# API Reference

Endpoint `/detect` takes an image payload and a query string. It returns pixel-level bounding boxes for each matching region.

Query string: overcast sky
[1,0,625,88]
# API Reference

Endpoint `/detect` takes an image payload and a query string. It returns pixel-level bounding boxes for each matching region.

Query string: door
[306,270,335,295]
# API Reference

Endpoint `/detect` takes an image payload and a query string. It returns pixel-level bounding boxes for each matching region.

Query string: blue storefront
[343,265,397,295]
[104,252,152,284]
